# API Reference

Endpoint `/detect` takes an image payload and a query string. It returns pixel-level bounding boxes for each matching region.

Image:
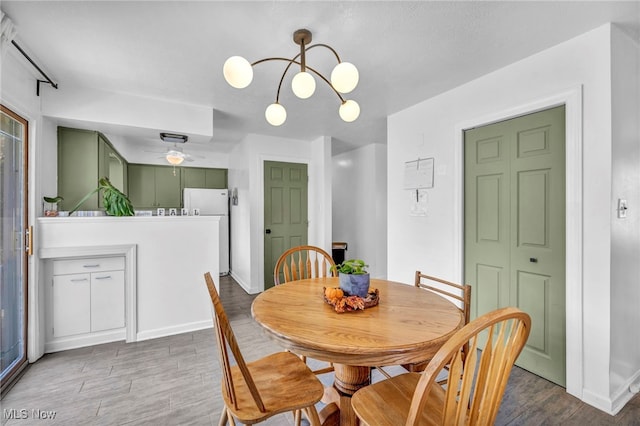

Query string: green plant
[69,177,135,216]
[43,195,63,209]
[332,259,368,275]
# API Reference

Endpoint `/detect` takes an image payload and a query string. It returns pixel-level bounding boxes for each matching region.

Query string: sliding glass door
[0,105,29,393]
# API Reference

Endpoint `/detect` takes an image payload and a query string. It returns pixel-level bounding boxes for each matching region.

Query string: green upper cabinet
[127,164,181,210]
[101,136,127,194]
[181,167,227,189]
[57,127,127,211]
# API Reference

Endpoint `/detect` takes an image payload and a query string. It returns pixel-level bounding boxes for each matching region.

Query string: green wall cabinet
[181,167,227,190]
[58,127,228,214]
[127,164,182,210]
[57,127,127,211]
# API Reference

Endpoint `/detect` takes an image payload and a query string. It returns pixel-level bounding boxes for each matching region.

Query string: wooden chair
[403,271,472,372]
[376,271,471,379]
[273,245,336,285]
[352,306,531,426]
[203,272,324,426]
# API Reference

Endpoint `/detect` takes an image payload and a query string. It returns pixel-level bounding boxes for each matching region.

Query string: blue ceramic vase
[339,273,370,298]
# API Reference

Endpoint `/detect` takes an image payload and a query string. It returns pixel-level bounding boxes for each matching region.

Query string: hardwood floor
[2,275,639,425]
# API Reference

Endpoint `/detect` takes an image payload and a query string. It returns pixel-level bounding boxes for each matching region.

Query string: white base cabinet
[47,256,125,352]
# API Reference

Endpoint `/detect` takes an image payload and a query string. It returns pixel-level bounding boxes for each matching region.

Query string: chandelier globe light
[223,56,253,89]
[339,99,360,122]
[265,103,287,126]
[291,71,316,99]
[223,28,360,126]
[331,62,359,94]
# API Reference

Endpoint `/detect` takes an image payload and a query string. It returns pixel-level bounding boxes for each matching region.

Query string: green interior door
[264,161,308,289]
[464,105,566,386]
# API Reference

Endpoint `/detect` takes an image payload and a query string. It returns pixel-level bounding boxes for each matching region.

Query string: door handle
[529,257,538,263]
[265,229,271,234]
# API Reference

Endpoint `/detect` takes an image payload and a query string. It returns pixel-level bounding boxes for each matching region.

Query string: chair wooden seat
[204,272,324,426]
[223,351,324,424]
[353,307,531,426]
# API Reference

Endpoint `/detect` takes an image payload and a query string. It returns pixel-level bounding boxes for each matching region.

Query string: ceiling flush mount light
[165,150,185,165]
[223,28,360,126]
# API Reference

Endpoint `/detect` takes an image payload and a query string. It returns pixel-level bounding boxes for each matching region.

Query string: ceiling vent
[160,133,188,144]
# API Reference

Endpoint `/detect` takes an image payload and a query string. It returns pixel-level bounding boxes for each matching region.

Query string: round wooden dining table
[251,277,464,426]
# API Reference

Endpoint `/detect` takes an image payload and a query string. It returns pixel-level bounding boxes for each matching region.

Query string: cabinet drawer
[53,257,124,275]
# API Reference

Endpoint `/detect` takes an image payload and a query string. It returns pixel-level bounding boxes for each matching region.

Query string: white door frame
[453,85,583,399]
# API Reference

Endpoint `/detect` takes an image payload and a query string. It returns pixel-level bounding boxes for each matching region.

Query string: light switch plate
[618,199,628,218]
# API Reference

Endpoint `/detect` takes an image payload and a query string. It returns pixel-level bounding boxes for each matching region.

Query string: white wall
[228,133,332,294]
[388,23,639,414]
[610,26,640,397]
[332,144,387,278]
[40,86,213,138]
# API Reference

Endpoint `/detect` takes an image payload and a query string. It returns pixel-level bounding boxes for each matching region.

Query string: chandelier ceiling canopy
[223,29,360,126]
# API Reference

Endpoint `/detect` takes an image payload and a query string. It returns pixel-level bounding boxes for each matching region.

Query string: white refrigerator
[183,188,229,275]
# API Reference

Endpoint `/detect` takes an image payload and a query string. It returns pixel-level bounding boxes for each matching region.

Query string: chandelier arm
[250,57,346,103]
[304,65,345,102]
[305,43,342,63]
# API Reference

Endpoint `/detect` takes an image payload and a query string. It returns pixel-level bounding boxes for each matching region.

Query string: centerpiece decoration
[323,259,378,313]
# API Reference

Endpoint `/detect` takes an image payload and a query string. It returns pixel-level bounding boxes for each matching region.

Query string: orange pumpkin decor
[323,286,379,313]
[324,287,344,302]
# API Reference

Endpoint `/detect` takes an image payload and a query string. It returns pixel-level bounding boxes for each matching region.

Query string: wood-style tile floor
[2,275,639,425]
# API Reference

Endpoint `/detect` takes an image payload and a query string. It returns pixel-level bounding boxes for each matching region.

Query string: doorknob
[265,229,271,234]
[529,257,538,263]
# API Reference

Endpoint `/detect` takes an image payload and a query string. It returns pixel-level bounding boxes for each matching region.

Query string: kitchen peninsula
[37,215,219,353]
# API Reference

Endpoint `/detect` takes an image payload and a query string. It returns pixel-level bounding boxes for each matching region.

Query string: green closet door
[464,106,566,386]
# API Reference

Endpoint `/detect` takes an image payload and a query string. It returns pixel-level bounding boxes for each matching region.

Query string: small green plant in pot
[69,177,135,217]
[332,259,370,297]
[43,195,63,216]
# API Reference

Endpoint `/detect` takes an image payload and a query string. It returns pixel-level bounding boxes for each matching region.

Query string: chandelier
[223,29,360,126]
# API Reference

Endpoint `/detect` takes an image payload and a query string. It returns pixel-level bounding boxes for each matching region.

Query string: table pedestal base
[319,364,371,426]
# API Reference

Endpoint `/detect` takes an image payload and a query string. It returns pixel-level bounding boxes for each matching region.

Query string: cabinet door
[128,164,157,208]
[53,274,91,337]
[91,271,125,332]
[205,169,227,188]
[181,167,228,190]
[155,166,182,208]
[58,128,99,211]
[101,136,127,194]
[181,167,207,189]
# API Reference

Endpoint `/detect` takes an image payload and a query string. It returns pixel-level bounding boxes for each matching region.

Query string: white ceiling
[3,1,639,155]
